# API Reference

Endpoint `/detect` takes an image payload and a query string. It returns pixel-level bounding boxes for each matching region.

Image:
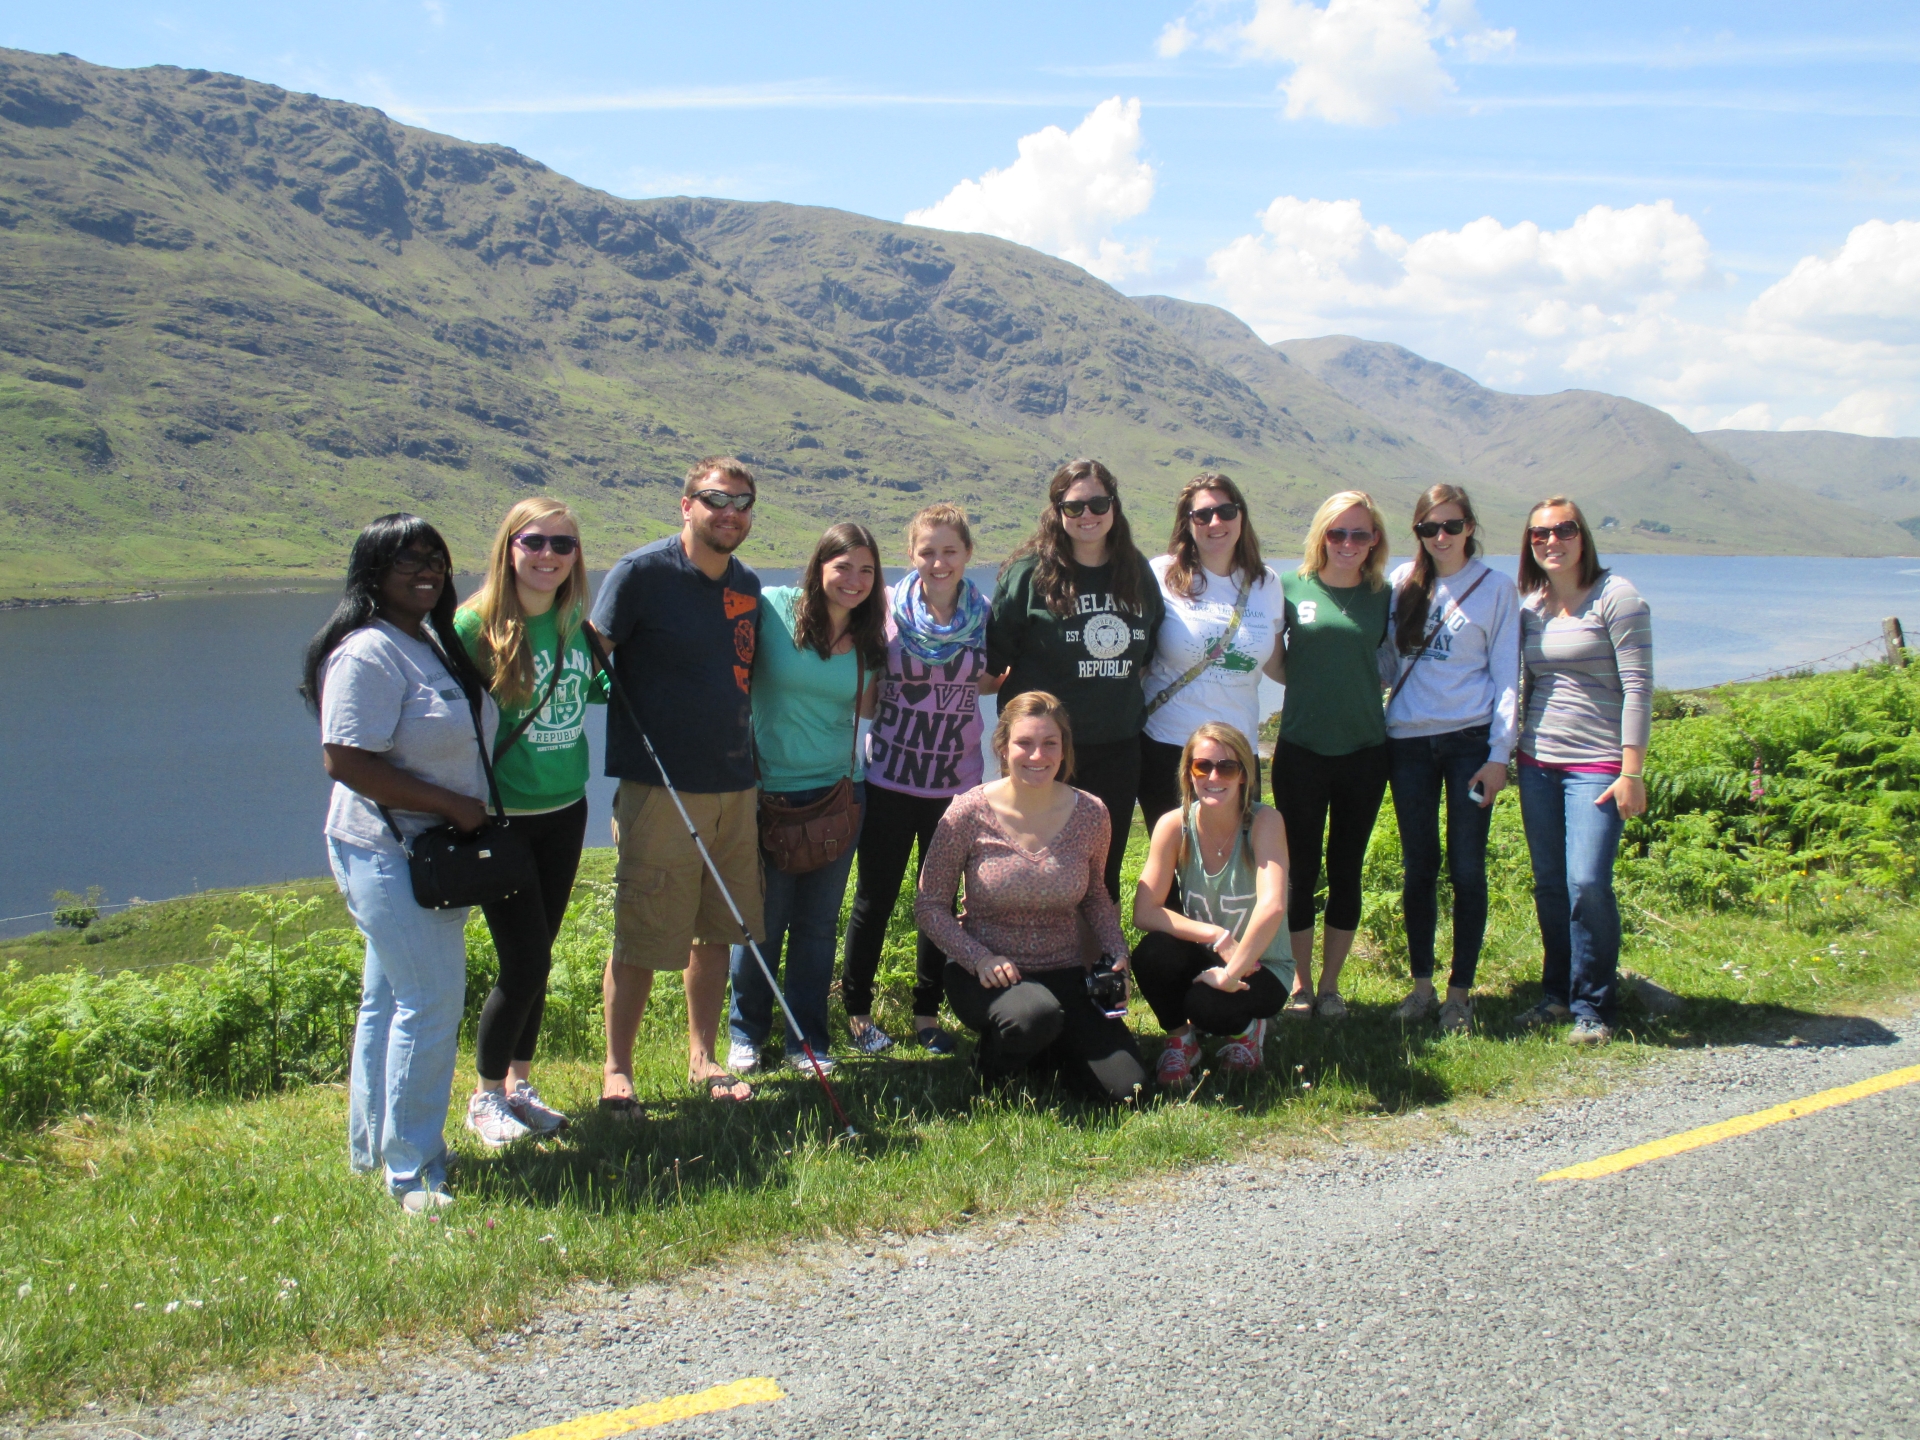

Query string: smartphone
[1468,782,1487,806]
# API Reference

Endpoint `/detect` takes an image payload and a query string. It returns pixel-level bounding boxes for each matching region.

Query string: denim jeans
[1517,764,1624,1024]
[330,837,469,1197]
[1388,725,1494,989]
[730,783,864,1056]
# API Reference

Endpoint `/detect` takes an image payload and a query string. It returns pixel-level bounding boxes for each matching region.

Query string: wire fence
[1673,632,1900,693]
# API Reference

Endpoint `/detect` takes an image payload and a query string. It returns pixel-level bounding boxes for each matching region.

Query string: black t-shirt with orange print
[590,535,761,792]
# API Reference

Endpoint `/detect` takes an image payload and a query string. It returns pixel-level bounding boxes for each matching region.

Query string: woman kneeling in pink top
[916,691,1148,1103]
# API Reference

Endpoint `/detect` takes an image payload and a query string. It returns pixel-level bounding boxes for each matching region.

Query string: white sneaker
[788,1050,838,1077]
[506,1083,569,1135]
[727,1040,761,1074]
[465,1089,532,1149]
[400,1185,455,1215]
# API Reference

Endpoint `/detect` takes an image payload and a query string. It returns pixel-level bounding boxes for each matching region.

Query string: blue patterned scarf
[892,572,990,666]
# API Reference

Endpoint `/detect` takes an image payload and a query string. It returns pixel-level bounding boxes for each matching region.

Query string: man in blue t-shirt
[590,457,763,1107]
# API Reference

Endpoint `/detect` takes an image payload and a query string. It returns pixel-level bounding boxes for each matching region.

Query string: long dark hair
[1516,495,1604,597]
[793,522,887,666]
[1002,457,1149,618]
[300,513,485,711]
[1164,472,1266,600]
[1393,484,1481,655]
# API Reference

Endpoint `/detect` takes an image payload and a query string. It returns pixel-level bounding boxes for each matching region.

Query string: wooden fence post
[1884,616,1907,668]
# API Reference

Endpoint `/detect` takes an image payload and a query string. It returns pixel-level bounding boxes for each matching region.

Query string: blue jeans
[1388,726,1494,989]
[1517,764,1624,1024]
[330,838,469,1198]
[729,783,864,1056]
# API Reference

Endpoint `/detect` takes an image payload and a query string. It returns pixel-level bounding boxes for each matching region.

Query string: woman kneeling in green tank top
[1131,720,1292,1089]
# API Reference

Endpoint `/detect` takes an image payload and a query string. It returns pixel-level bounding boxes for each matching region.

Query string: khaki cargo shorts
[610,781,764,969]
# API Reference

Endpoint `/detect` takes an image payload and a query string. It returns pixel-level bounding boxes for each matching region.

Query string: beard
[695,515,748,554]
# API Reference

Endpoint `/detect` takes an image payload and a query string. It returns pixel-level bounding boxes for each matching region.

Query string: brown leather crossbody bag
[757,651,864,875]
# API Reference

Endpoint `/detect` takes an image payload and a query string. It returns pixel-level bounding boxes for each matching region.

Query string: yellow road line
[1540,1062,1920,1182]
[504,1378,786,1440]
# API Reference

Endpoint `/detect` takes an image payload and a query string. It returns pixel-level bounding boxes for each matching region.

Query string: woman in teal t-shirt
[727,522,885,1075]
[452,498,605,1146]
[1272,490,1392,1021]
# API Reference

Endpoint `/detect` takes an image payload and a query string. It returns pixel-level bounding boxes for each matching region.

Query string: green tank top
[1177,802,1288,962]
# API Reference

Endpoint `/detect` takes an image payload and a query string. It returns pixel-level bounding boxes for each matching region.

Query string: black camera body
[1087,954,1128,1019]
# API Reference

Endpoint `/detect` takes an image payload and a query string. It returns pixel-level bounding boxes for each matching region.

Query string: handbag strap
[376,622,507,848]
[1387,567,1491,708]
[493,643,566,762]
[1144,572,1252,721]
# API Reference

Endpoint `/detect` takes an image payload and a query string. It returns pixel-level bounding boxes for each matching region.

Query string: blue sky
[6,2,1918,435]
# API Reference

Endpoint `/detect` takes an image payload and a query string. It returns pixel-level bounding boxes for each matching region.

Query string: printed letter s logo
[1298,601,1318,624]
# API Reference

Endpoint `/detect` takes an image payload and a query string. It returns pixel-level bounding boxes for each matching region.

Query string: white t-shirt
[1141,554,1283,750]
[320,620,497,854]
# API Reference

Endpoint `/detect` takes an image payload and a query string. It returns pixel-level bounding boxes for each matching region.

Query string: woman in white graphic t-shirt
[1138,472,1284,835]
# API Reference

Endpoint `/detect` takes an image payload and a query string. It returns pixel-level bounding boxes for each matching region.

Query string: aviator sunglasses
[1325,526,1375,546]
[694,489,757,512]
[1189,502,1242,526]
[1057,495,1115,518]
[1528,521,1582,545]
[1190,757,1245,780]
[514,532,579,555]
[1413,518,1468,539]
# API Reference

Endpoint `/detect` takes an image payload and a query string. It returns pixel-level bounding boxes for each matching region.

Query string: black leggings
[1132,931,1287,1035]
[945,962,1146,1104]
[474,798,588,1081]
[1071,734,1140,902]
[841,782,952,1018]
[1271,740,1389,934]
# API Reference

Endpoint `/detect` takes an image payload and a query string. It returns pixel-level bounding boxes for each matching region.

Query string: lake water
[3,553,1916,937]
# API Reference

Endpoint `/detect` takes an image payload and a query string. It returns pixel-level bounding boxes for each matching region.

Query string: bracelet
[1620,772,1643,781]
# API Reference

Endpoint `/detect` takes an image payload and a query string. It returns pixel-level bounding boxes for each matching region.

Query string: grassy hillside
[1276,336,1902,555]
[1697,429,1920,532]
[0,46,1903,599]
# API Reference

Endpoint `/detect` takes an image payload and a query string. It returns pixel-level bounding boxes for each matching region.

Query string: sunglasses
[1057,495,1115,518]
[1190,502,1242,527]
[1190,757,1245,780]
[1326,527,1375,547]
[694,489,756,512]
[1528,521,1583,545]
[514,532,579,556]
[1414,518,1468,539]
[389,550,449,576]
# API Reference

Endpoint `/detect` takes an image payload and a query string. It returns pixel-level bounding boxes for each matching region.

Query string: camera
[1087,954,1129,1019]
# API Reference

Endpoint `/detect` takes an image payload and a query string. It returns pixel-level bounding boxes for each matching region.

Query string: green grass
[3,813,1917,1414]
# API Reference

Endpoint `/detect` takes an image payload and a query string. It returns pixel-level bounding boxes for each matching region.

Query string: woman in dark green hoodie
[990,458,1164,901]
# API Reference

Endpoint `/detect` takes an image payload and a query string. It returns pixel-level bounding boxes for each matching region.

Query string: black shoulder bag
[376,634,549,911]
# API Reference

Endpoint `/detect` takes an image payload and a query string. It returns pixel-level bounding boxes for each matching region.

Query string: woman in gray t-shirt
[1512,497,1652,1046]
[300,513,496,1214]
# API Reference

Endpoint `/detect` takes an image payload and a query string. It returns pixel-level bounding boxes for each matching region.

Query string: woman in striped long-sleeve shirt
[1513,497,1652,1045]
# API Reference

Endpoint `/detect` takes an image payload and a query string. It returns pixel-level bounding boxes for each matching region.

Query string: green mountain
[1264,335,1897,556]
[1696,430,1920,536]
[0,47,1903,598]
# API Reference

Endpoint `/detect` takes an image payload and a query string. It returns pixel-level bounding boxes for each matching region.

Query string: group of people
[303,455,1652,1212]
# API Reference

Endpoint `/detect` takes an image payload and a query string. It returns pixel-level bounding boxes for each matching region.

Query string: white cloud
[905,98,1157,281]
[1156,18,1198,58]
[422,0,447,26]
[1202,197,1920,438]
[1166,0,1514,125]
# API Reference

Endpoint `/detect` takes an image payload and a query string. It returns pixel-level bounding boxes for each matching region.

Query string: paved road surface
[66,1010,1920,1439]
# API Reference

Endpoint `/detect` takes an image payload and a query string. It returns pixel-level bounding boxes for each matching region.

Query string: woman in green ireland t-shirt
[1273,490,1392,1021]
[452,498,606,1146]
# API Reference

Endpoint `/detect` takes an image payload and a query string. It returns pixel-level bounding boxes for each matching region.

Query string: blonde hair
[1175,721,1259,870]
[991,690,1076,784]
[459,498,588,707]
[1301,490,1390,591]
[907,502,974,555]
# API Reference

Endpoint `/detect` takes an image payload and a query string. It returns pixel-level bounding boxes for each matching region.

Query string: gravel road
[50,1008,1920,1440]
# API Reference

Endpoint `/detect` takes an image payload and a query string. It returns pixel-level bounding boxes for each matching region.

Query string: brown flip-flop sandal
[597,1094,645,1119]
[693,1072,754,1103]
